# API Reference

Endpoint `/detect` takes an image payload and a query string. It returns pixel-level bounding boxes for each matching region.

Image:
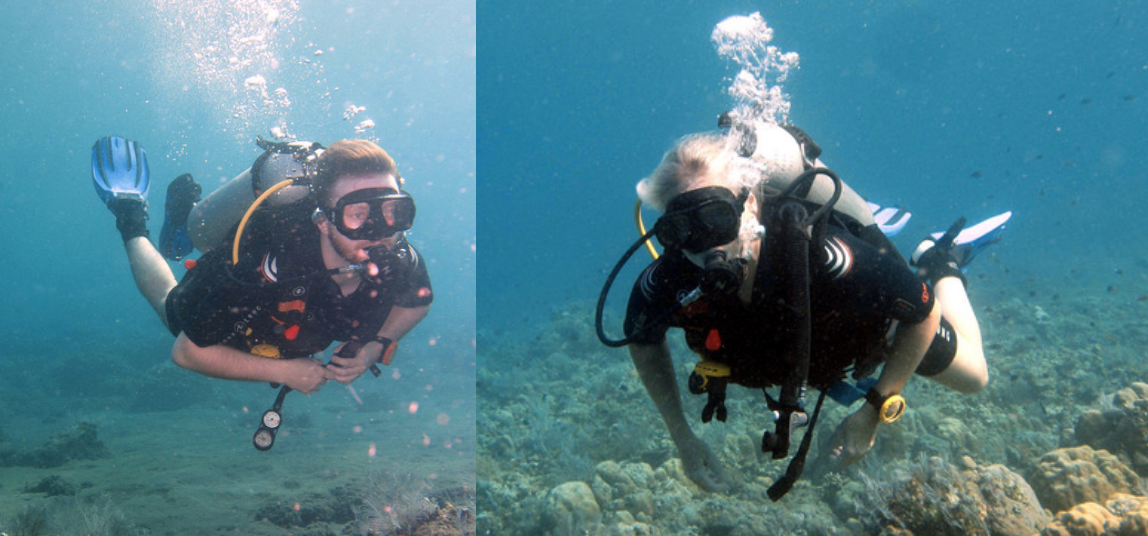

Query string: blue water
[0,0,474,532]
[480,0,1148,335]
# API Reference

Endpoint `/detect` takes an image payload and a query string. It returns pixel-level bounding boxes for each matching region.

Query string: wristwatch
[373,335,398,366]
[864,387,907,424]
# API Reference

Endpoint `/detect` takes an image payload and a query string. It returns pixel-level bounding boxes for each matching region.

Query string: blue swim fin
[92,136,149,204]
[159,173,202,261]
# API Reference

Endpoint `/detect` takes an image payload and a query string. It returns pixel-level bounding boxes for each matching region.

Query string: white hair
[636,132,759,212]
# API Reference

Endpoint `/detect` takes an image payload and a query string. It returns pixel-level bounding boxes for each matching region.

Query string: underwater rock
[1039,493,1148,536]
[22,475,79,497]
[1074,383,1148,476]
[601,511,657,536]
[543,481,601,534]
[590,460,706,531]
[0,422,108,468]
[592,461,658,519]
[859,455,1048,536]
[1030,446,1144,514]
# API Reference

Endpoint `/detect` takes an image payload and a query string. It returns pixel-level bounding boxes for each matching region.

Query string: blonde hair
[637,133,757,212]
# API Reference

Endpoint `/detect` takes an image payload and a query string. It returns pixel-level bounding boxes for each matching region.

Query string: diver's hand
[826,404,881,467]
[282,358,334,394]
[676,435,731,492]
[326,341,380,384]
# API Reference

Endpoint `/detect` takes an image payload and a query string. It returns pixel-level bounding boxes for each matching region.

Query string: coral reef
[1041,493,1148,536]
[478,287,1148,535]
[1075,382,1148,476]
[544,481,601,535]
[0,422,109,468]
[857,455,1048,536]
[1029,446,1144,514]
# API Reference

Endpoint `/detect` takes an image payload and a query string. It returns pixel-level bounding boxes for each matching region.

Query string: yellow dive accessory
[250,344,282,359]
[864,388,906,424]
[232,179,296,265]
[635,199,659,260]
[690,361,731,391]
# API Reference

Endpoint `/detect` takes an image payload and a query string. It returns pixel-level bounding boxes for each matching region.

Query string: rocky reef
[478,289,1148,535]
[1029,446,1145,514]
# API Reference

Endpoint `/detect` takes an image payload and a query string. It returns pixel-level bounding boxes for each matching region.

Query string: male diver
[93,136,432,397]
[609,123,1007,495]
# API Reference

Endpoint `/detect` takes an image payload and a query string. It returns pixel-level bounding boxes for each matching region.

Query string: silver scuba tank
[188,140,323,253]
[742,122,875,227]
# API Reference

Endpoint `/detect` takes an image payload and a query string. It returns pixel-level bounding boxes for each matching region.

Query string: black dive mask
[654,186,748,252]
[327,187,416,241]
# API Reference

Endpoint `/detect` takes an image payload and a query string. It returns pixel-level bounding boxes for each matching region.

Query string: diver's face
[668,172,754,269]
[321,173,403,263]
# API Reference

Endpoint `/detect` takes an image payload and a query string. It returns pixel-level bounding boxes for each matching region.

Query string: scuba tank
[188,139,324,253]
[735,120,876,227]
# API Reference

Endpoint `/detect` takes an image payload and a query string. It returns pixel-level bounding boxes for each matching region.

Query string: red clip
[705,329,721,351]
[284,325,299,341]
[183,259,197,270]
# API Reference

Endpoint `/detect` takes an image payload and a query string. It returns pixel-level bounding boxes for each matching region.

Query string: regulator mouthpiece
[701,250,745,295]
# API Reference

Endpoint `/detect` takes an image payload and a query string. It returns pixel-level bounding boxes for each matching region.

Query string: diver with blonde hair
[598,122,1007,496]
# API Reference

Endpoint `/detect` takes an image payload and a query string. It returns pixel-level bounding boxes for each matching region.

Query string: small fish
[970,170,983,178]
[1124,94,1137,101]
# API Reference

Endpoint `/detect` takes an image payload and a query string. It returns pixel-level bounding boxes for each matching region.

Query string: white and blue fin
[926,211,1012,268]
[867,202,912,237]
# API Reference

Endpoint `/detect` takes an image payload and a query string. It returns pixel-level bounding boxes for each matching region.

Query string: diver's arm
[629,340,693,442]
[830,300,940,465]
[874,299,938,402]
[375,304,431,342]
[171,333,332,394]
[629,340,730,491]
[326,304,430,384]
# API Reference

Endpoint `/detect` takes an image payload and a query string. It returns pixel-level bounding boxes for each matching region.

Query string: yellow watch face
[879,394,907,423]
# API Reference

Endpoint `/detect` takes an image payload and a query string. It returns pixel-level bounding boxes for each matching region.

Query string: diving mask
[326,187,416,241]
[654,186,748,252]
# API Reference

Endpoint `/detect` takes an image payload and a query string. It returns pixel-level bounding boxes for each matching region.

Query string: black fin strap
[767,389,827,501]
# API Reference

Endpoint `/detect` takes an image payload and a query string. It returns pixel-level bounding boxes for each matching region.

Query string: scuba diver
[92,136,433,448]
[596,122,1008,497]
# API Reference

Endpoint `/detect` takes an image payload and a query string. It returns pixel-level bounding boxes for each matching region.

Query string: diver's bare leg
[926,277,987,393]
[125,237,177,330]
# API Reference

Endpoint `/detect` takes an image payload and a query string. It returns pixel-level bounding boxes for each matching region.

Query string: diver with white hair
[596,121,1008,497]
